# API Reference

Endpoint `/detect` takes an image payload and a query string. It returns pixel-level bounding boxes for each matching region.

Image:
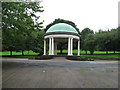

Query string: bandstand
[43,23,80,56]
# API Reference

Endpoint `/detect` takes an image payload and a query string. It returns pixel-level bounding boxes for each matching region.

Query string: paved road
[2,57,118,88]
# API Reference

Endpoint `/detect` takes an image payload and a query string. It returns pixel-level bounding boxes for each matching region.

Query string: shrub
[66,56,94,61]
[29,55,54,60]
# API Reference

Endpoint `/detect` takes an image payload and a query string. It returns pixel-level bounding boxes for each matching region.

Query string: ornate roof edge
[44,32,80,37]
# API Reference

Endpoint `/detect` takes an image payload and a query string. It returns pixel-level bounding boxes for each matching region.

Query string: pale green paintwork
[46,23,78,34]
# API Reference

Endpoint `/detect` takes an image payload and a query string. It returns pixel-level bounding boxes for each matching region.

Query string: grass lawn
[1,50,39,56]
[80,54,120,58]
[60,49,120,54]
[1,50,120,58]
[57,50,120,58]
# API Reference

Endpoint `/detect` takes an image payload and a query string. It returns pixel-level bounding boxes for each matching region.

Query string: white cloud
[40,0,119,32]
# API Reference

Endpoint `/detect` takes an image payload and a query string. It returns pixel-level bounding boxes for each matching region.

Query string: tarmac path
[2,57,118,88]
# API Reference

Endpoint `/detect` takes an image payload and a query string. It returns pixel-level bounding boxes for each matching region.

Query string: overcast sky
[40,0,119,32]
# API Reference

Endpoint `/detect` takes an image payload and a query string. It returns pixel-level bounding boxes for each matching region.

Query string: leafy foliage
[94,29,119,53]
[84,34,95,54]
[81,28,94,54]
[81,28,119,54]
[2,2,44,55]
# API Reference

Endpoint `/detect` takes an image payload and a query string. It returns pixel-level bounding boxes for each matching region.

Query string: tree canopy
[81,28,119,54]
[2,2,44,55]
[80,28,94,54]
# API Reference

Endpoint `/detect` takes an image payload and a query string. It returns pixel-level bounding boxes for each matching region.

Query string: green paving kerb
[46,23,78,34]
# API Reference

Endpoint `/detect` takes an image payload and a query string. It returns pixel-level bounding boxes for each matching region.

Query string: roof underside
[46,23,78,34]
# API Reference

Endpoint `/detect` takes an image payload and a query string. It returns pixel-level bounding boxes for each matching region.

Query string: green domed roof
[46,23,78,34]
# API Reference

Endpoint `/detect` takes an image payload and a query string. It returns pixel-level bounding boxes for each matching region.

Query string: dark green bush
[66,56,94,61]
[29,55,54,60]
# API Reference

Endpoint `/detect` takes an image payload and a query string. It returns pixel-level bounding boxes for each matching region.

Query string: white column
[78,40,80,56]
[70,38,73,55]
[51,37,54,55]
[49,37,52,55]
[68,37,71,55]
[43,39,46,55]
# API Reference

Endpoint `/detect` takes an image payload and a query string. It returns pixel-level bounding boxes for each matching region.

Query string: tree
[94,29,119,54]
[32,31,44,55]
[81,28,94,54]
[84,34,95,54]
[2,2,44,55]
[108,29,118,53]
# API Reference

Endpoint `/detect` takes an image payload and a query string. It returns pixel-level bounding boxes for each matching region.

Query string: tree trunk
[10,50,12,56]
[106,51,108,54]
[22,50,24,56]
[28,50,29,55]
[114,50,115,54]
[60,49,62,54]
[85,50,87,54]
[90,50,94,55]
